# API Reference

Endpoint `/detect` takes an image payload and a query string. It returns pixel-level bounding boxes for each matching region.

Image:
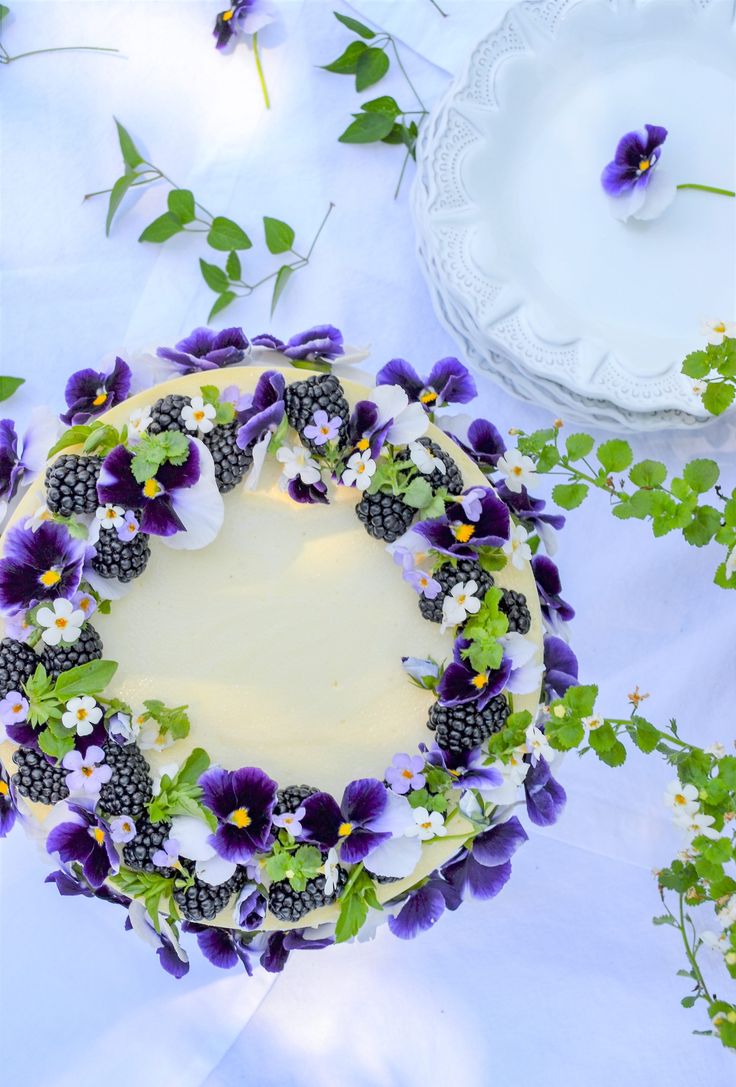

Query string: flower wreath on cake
[0,325,578,978]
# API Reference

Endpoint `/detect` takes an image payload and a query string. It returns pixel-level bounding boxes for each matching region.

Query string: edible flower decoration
[46,802,119,888]
[299,778,406,864]
[414,486,510,558]
[0,520,85,615]
[441,815,528,900]
[60,357,132,426]
[0,763,17,838]
[200,766,278,864]
[0,409,59,524]
[213,0,276,109]
[156,327,249,374]
[376,356,477,412]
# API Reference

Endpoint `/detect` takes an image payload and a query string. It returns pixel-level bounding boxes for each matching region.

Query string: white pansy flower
[181,396,216,435]
[323,848,340,896]
[138,718,175,752]
[525,724,554,766]
[407,807,447,841]
[664,780,699,816]
[169,814,237,886]
[341,450,376,492]
[440,579,481,632]
[409,440,445,476]
[496,449,537,494]
[127,406,152,443]
[276,444,321,485]
[24,502,52,532]
[673,810,720,841]
[700,318,736,346]
[369,385,428,445]
[61,695,103,737]
[502,523,532,570]
[36,599,85,646]
[95,503,125,530]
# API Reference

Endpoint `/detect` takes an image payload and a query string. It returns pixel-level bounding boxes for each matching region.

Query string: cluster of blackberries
[418,559,495,624]
[284,374,349,452]
[148,394,252,493]
[173,863,248,922]
[428,696,510,754]
[268,860,347,923]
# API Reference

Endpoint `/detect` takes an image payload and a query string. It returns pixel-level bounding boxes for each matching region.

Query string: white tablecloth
[1,1,734,1083]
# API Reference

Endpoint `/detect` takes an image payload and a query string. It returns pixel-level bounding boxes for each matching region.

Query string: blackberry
[268,862,348,923]
[123,816,176,878]
[45,454,101,516]
[274,783,319,816]
[356,491,415,542]
[41,623,103,680]
[203,421,253,493]
[397,437,463,496]
[419,559,494,624]
[12,747,69,805]
[147,394,192,435]
[283,374,350,452]
[499,589,532,635]
[174,864,248,922]
[97,740,153,819]
[374,873,401,885]
[0,638,38,698]
[428,695,510,754]
[91,516,150,582]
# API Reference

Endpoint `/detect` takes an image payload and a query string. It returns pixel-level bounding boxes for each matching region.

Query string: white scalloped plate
[413,0,736,428]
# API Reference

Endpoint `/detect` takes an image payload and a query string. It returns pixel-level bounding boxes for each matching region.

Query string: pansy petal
[472,816,528,867]
[635,168,676,221]
[339,827,391,865]
[300,791,343,848]
[428,357,477,404]
[375,358,423,398]
[363,832,422,878]
[163,441,224,551]
[195,926,240,969]
[388,884,446,939]
[387,401,428,445]
[443,851,512,900]
[342,777,388,826]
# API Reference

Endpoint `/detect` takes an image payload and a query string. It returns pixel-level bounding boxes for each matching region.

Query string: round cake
[0,353,567,973]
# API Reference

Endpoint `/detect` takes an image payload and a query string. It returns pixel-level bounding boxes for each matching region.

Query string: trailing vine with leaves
[0,4,118,65]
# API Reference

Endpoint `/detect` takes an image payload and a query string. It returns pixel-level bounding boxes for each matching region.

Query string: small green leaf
[207,216,252,252]
[681,350,711,379]
[176,748,210,786]
[334,11,376,38]
[199,259,229,293]
[681,995,697,1009]
[106,172,139,237]
[628,460,667,488]
[167,189,196,224]
[588,722,617,754]
[401,477,433,509]
[320,40,368,75]
[208,291,237,321]
[683,458,719,494]
[0,376,24,401]
[38,728,74,762]
[226,250,241,280]
[139,212,184,244]
[551,483,588,510]
[595,739,627,767]
[339,112,395,144]
[263,216,295,255]
[682,505,721,547]
[597,439,633,473]
[54,659,118,700]
[361,95,400,117]
[114,118,144,170]
[0,6,10,25]
[355,47,389,92]
[565,433,595,461]
[48,425,94,458]
[633,717,660,753]
[271,265,293,315]
[702,380,735,416]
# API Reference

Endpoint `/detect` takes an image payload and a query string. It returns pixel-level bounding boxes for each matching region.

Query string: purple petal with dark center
[97,445,144,509]
[61,359,131,425]
[238,888,267,930]
[472,816,528,867]
[388,884,447,939]
[140,496,186,537]
[496,482,565,531]
[158,938,190,978]
[472,489,511,545]
[299,791,343,849]
[543,635,579,698]
[532,555,575,622]
[156,441,201,491]
[6,723,39,748]
[413,516,457,556]
[524,756,566,827]
[200,766,238,821]
[375,358,423,400]
[282,929,334,953]
[601,160,637,196]
[287,478,329,505]
[195,926,240,969]
[261,932,290,973]
[45,868,93,897]
[0,520,86,614]
[209,823,258,864]
[443,850,512,900]
[466,417,506,465]
[213,11,236,49]
[237,401,284,449]
[46,818,91,864]
[342,777,387,827]
[0,419,19,501]
[339,826,390,865]
[428,357,477,405]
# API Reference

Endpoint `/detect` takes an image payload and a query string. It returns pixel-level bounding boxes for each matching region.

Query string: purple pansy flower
[299,778,397,864]
[532,555,575,625]
[0,762,18,837]
[251,333,285,351]
[157,327,249,374]
[543,635,579,699]
[446,417,506,469]
[126,904,190,978]
[347,399,389,459]
[415,487,510,559]
[282,325,344,362]
[376,357,477,410]
[214,0,274,49]
[0,410,58,510]
[437,636,512,711]
[60,357,132,426]
[424,742,503,792]
[46,802,119,889]
[385,753,426,795]
[287,478,329,505]
[388,873,462,940]
[524,756,566,827]
[236,884,268,930]
[45,865,130,907]
[442,816,528,900]
[260,929,334,974]
[236,370,285,450]
[97,441,201,537]
[601,124,667,197]
[495,482,565,552]
[200,766,277,864]
[0,520,85,615]
[185,922,256,972]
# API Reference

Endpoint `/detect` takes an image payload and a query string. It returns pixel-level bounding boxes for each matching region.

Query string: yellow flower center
[320,425,330,436]
[419,389,438,405]
[231,807,251,829]
[674,793,687,806]
[76,708,88,721]
[472,674,488,689]
[357,437,370,451]
[11,703,22,714]
[82,766,94,778]
[121,821,132,834]
[639,158,651,172]
[356,463,366,474]
[401,769,414,779]
[714,322,726,333]
[222,7,234,19]
[92,826,105,843]
[0,780,8,797]
[92,392,108,407]
[420,820,432,830]
[80,597,92,613]
[105,508,117,519]
[54,617,68,629]
[194,410,205,422]
[338,821,353,838]
[511,465,523,477]
[39,569,61,588]
[143,477,161,499]
[453,523,475,543]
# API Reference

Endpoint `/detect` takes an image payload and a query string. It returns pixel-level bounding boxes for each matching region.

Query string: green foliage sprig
[22,660,119,760]
[85,120,334,319]
[0,4,118,65]
[322,12,428,197]
[148,748,214,830]
[682,334,736,416]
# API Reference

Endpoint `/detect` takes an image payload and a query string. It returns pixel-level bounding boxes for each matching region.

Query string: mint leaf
[114,118,144,170]
[597,439,633,473]
[355,47,389,92]
[199,259,229,293]
[207,217,251,251]
[334,11,376,38]
[38,728,74,762]
[54,659,118,700]
[168,188,195,224]
[139,212,183,244]
[683,458,719,494]
[551,483,588,510]
[142,699,190,740]
[339,112,395,143]
[176,748,210,786]
[48,425,94,458]
[263,217,295,255]
[0,376,24,401]
[321,40,368,74]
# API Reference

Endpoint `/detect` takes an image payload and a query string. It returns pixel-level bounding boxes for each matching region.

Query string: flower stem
[676,183,735,198]
[2,45,119,63]
[677,893,714,1004]
[252,33,270,110]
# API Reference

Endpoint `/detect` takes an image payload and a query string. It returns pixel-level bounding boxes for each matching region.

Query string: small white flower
[664,780,699,816]
[181,396,216,435]
[341,450,376,491]
[583,714,604,732]
[525,724,554,765]
[700,930,728,953]
[496,449,537,494]
[275,444,321,485]
[673,810,720,841]
[323,847,340,896]
[440,579,481,631]
[95,503,125,530]
[61,695,102,737]
[726,548,736,581]
[718,895,736,928]
[705,742,727,759]
[36,599,85,646]
[689,381,706,398]
[127,407,152,443]
[502,523,532,570]
[110,815,137,844]
[700,318,736,347]
[409,441,445,476]
[138,718,174,752]
[407,807,447,841]
[24,502,52,532]
[152,762,180,796]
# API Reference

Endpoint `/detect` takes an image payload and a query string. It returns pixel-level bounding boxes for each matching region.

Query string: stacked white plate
[411,0,736,431]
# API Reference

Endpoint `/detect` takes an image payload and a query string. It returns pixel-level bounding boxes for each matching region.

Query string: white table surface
[1,1,735,1084]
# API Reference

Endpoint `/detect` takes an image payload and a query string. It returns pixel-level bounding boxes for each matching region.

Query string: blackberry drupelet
[268,863,348,923]
[374,873,401,884]
[91,517,150,582]
[41,623,103,680]
[283,374,350,452]
[147,394,192,435]
[97,740,153,819]
[203,421,253,493]
[499,589,532,635]
[174,864,248,922]
[274,783,319,816]
[12,747,69,805]
[123,816,176,878]
[45,454,101,516]
[428,695,509,754]
[0,638,38,698]
[398,437,463,495]
[418,559,494,624]
[355,491,415,542]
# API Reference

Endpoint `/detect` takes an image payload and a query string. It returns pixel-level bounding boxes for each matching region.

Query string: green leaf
[114,118,144,170]
[702,380,735,416]
[597,439,633,473]
[628,460,667,488]
[633,717,660,753]
[321,40,368,74]
[683,458,719,494]
[199,258,229,293]
[361,95,400,117]
[0,376,24,401]
[139,212,183,244]
[38,728,74,762]
[263,216,295,255]
[683,505,721,547]
[271,265,293,315]
[551,483,588,510]
[54,659,118,700]
[549,718,584,749]
[48,425,94,458]
[167,188,196,224]
[588,722,617,753]
[208,291,237,321]
[142,699,190,740]
[339,112,395,143]
[652,914,677,927]
[564,684,598,717]
[535,444,560,473]
[176,748,210,786]
[681,350,711,379]
[595,738,627,767]
[401,477,433,509]
[333,11,376,37]
[681,995,697,1009]
[226,250,241,280]
[565,433,595,461]
[335,889,369,943]
[355,47,389,92]
[200,385,235,425]
[106,172,139,237]
[0,6,10,25]
[207,217,252,252]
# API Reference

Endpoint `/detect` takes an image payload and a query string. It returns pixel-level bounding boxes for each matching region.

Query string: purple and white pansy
[601,124,676,223]
[61,357,132,426]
